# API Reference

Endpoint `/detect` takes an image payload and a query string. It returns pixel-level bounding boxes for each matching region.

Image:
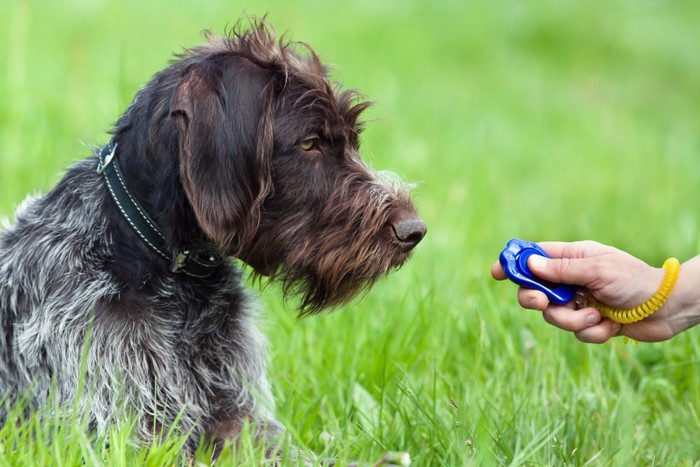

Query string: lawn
[1,0,700,465]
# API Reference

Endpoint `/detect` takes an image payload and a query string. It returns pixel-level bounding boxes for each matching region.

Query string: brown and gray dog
[0,20,425,455]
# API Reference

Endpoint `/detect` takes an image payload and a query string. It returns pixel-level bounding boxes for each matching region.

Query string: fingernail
[586,314,599,325]
[529,255,548,270]
[611,322,623,334]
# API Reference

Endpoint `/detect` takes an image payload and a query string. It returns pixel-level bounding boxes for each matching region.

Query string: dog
[0,20,425,455]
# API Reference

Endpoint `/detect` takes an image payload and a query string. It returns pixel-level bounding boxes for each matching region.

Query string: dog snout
[391,214,426,252]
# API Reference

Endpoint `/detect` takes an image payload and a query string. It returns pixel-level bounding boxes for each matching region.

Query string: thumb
[527,255,596,287]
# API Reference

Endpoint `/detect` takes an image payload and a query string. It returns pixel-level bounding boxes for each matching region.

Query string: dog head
[124,20,425,314]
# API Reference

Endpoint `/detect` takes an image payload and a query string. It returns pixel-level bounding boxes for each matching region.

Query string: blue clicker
[498,239,576,305]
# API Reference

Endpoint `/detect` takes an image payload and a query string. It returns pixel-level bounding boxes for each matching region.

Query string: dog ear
[171,60,274,250]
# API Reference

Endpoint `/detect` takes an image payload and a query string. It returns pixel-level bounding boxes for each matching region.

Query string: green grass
[2,0,700,465]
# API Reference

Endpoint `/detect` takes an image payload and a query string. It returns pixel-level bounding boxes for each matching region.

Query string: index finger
[491,261,506,280]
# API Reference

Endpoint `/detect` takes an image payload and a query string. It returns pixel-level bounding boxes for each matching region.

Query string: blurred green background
[1,0,700,465]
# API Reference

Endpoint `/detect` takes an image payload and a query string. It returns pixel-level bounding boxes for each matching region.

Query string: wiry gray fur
[0,160,275,449]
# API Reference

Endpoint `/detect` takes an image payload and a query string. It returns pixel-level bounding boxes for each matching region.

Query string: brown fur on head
[114,19,425,314]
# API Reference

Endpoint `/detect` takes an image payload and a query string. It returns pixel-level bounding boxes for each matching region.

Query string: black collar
[96,142,223,278]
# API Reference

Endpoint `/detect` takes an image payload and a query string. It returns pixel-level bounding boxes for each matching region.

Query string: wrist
[591,258,677,324]
[660,256,700,335]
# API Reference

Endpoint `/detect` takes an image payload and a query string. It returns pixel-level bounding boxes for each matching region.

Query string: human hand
[492,240,699,343]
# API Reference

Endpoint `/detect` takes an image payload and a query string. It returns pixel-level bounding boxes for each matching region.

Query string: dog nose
[391,215,426,252]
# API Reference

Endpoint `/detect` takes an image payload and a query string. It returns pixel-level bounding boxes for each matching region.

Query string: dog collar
[96,142,224,278]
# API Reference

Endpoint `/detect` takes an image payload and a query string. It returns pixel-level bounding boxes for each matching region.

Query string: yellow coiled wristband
[585,258,680,324]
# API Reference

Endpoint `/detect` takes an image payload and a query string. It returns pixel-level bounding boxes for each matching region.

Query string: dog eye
[299,136,320,152]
